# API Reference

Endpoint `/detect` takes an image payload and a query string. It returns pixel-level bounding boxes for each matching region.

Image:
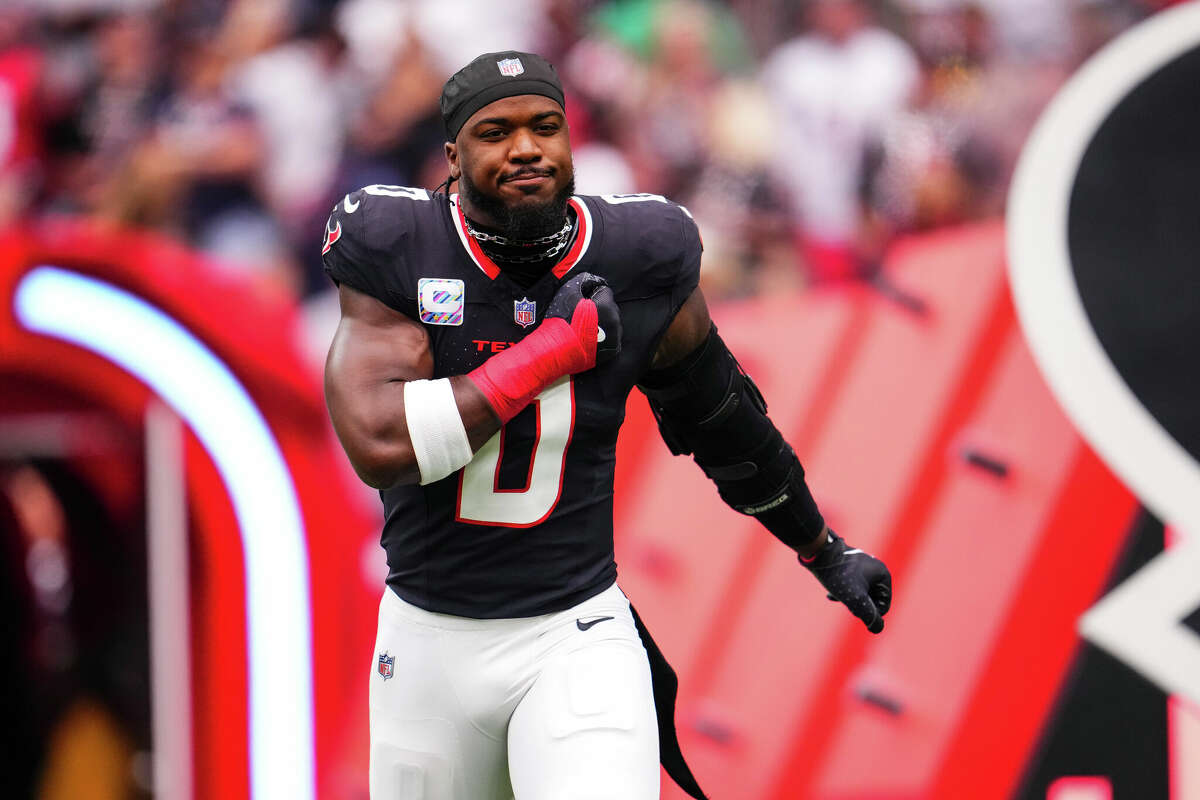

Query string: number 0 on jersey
[456,377,575,527]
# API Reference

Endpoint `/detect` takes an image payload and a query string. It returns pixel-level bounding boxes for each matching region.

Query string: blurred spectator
[1,0,1159,325]
[42,12,168,218]
[761,0,920,282]
[1073,1,1148,61]
[104,31,305,301]
[225,4,355,296]
[572,140,638,195]
[576,0,754,197]
[102,34,258,228]
[973,0,1075,62]
[0,7,43,228]
[684,78,792,299]
[408,0,553,76]
[341,23,443,191]
[629,0,734,197]
[590,0,752,73]
[862,3,1005,240]
[563,0,776,296]
[862,68,1000,237]
[226,6,347,230]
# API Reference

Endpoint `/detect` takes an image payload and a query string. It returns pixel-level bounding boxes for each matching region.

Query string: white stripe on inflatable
[15,266,315,800]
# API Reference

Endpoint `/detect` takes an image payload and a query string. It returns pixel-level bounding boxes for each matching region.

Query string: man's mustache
[502,167,554,182]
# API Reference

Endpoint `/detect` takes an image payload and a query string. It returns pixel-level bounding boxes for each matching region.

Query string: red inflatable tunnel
[0,220,379,800]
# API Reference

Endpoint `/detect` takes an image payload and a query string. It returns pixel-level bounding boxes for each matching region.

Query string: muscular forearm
[331,319,593,489]
[451,376,504,448]
[328,273,613,490]
[330,375,500,490]
[326,281,503,490]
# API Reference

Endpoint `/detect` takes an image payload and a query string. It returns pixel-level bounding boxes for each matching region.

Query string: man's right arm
[324,271,618,490]
[324,283,501,490]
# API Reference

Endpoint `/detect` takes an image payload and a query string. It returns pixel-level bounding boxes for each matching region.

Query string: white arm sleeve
[402,378,475,485]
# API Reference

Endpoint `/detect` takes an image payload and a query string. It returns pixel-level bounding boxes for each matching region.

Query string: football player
[323,51,891,800]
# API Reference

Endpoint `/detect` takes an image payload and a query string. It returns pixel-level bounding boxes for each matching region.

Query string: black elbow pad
[639,325,825,550]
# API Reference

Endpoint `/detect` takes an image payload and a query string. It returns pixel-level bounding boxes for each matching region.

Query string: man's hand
[545,272,622,365]
[468,272,621,424]
[799,529,892,634]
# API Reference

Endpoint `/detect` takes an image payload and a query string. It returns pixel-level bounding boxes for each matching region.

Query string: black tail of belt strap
[630,604,709,800]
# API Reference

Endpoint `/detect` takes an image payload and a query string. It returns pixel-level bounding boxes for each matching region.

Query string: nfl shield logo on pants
[514,297,536,328]
[377,652,394,680]
[496,57,524,77]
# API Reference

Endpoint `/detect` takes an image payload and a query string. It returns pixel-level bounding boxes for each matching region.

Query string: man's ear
[445,142,460,180]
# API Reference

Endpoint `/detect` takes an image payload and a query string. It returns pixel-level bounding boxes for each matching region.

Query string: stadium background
[1,0,1195,798]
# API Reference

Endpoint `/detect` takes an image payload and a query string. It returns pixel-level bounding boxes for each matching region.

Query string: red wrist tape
[468,301,598,422]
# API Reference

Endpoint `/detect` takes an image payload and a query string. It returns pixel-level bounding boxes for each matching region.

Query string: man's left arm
[640,288,893,633]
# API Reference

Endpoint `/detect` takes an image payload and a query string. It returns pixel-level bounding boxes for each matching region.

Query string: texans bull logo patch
[322,219,341,255]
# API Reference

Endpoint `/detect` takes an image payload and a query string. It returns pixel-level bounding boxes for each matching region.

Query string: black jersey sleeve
[629,197,703,319]
[321,186,425,314]
[591,194,703,315]
[670,206,703,316]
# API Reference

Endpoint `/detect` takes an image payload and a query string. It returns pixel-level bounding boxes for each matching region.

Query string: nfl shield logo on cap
[377,652,395,680]
[496,57,524,77]
[514,297,536,328]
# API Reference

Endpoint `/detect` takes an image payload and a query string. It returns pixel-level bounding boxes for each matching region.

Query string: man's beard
[459,171,576,240]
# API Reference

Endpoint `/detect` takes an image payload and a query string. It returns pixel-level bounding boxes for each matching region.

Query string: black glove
[799,529,892,634]
[546,272,622,365]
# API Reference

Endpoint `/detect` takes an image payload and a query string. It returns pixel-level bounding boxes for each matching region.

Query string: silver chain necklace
[475,238,572,263]
[465,218,573,247]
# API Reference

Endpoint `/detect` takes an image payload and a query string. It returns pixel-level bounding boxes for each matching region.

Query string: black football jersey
[323,185,701,617]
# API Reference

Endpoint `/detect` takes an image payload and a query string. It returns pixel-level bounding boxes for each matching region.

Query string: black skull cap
[440,51,566,141]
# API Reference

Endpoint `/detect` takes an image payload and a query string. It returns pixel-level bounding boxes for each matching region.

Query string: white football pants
[369,582,661,800]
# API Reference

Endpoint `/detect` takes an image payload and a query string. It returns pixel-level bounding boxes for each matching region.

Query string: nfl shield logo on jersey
[514,297,536,328]
[377,652,394,680]
[496,57,524,77]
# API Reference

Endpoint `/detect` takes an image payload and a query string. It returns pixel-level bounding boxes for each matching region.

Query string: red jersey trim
[552,198,593,278]
[450,193,500,279]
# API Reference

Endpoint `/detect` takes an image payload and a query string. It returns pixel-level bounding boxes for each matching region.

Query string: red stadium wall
[1,218,1138,798]
[614,222,1138,800]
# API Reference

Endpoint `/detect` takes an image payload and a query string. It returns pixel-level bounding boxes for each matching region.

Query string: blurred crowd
[0,0,1169,307]
[0,1,1185,797]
